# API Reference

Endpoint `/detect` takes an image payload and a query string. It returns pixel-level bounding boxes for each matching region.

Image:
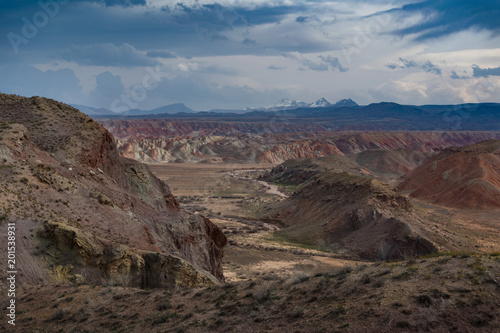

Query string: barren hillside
[0,93,226,289]
[262,171,446,260]
[398,140,500,209]
[261,148,433,185]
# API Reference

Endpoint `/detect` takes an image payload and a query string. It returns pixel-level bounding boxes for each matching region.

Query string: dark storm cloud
[242,38,258,46]
[450,71,469,80]
[0,0,145,10]
[101,0,145,6]
[284,53,348,72]
[389,0,500,41]
[166,3,246,30]
[146,51,177,59]
[160,2,309,33]
[61,43,159,67]
[0,0,344,63]
[296,16,308,23]
[295,15,320,23]
[387,57,441,75]
[319,55,348,72]
[421,61,442,75]
[268,65,286,70]
[472,64,500,77]
[2,0,499,110]
[399,58,418,69]
[236,4,308,25]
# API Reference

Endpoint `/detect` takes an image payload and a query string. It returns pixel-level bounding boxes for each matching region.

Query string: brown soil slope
[265,171,441,260]
[0,93,226,288]
[398,140,500,209]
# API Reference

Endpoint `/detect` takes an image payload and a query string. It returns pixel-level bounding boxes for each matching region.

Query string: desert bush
[415,294,433,307]
[360,274,371,284]
[47,307,71,322]
[286,271,310,285]
[373,279,384,288]
[287,306,304,319]
[326,303,348,318]
[157,300,172,311]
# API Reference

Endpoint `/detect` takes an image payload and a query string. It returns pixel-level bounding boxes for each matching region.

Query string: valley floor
[148,163,364,282]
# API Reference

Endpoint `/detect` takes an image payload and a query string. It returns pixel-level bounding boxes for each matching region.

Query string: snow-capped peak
[309,98,331,108]
[269,97,357,110]
[273,98,309,108]
[334,98,358,107]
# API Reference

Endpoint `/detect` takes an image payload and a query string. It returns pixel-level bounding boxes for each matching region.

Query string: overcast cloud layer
[0,0,499,111]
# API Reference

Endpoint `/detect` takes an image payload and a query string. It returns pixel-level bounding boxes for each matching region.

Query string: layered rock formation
[398,140,500,209]
[99,119,500,163]
[0,93,226,288]
[118,135,346,164]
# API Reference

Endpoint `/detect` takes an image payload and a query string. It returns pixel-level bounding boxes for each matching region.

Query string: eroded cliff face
[0,93,226,288]
[101,119,500,164]
[115,135,346,164]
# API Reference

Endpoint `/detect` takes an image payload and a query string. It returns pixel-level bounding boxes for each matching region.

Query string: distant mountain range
[72,103,196,116]
[76,98,500,131]
[72,98,359,117]
[94,101,500,131]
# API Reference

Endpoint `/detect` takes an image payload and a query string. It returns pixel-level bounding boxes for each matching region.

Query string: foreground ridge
[0,93,227,289]
[9,255,500,332]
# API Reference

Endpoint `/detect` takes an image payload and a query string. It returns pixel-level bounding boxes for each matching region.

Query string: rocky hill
[261,148,433,185]
[0,93,226,289]
[398,140,500,209]
[263,171,446,260]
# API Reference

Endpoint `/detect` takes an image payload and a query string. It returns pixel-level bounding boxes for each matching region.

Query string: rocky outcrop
[0,93,226,288]
[255,140,343,163]
[38,221,219,288]
[398,140,500,209]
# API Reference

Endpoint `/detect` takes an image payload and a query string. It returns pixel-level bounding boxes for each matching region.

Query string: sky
[0,0,499,111]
